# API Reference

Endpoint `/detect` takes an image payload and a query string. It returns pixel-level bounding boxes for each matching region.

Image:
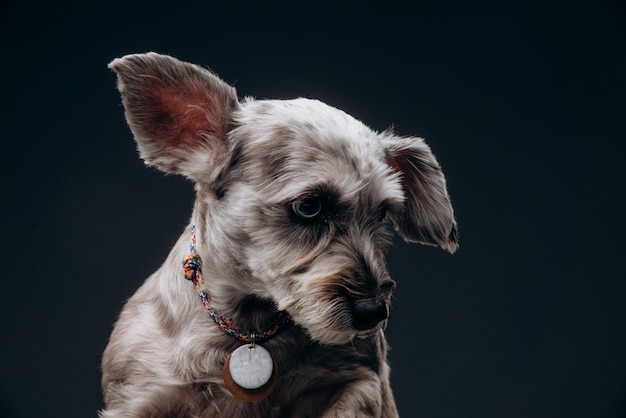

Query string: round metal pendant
[223,344,279,402]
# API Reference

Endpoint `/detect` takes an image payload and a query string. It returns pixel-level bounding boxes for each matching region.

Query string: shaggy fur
[101,52,458,418]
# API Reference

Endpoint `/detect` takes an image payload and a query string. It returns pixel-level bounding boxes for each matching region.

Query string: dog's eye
[293,196,323,219]
[377,207,388,222]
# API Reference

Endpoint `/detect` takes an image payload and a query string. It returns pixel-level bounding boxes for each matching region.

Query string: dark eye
[377,206,388,222]
[292,196,323,219]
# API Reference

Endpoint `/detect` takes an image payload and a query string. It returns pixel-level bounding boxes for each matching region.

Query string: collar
[182,225,291,343]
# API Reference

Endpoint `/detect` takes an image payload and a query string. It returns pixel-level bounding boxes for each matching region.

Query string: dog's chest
[187,333,382,417]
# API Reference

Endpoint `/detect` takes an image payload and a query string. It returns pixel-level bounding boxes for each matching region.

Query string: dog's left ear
[383,134,459,253]
[108,52,238,181]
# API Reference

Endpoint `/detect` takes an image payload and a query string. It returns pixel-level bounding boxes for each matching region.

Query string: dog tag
[223,344,279,402]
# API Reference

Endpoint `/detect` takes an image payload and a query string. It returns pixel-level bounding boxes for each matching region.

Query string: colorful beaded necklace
[183,225,289,402]
[182,225,292,343]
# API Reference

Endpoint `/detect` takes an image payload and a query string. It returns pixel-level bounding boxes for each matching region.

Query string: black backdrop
[1,1,625,417]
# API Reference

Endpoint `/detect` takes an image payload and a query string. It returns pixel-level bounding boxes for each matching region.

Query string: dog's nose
[351,298,389,330]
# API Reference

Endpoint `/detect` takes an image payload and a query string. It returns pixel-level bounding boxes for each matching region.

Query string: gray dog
[101,53,458,418]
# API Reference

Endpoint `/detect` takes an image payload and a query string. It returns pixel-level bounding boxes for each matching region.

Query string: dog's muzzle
[351,297,389,330]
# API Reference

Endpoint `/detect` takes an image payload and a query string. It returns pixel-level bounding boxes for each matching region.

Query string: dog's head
[110,53,458,345]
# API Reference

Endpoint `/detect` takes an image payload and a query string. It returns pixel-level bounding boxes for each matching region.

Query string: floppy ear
[108,52,238,181]
[384,134,459,253]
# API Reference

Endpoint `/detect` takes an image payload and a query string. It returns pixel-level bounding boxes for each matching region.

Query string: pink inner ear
[386,157,403,178]
[387,151,423,196]
[121,59,230,153]
[144,82,227,149]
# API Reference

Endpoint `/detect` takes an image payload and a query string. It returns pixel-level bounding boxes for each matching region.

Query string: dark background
[1,1,625,417]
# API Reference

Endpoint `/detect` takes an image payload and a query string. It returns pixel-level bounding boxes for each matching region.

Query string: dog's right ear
[109,52,238,181]
[383,134,459,254]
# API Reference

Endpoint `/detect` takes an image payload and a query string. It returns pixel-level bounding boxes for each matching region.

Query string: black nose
[351,298,389,330]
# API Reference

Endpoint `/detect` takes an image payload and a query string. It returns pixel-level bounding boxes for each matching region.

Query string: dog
[101,52,458,418]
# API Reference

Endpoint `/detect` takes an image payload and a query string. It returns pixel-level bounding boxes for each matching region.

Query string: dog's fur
[101,53,458,418]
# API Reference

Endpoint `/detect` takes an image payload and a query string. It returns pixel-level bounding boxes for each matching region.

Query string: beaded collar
[182,225,292,343]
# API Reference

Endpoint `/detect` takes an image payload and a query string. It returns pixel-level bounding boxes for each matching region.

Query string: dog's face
[110,53,458,345]
[220,98,407,344]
